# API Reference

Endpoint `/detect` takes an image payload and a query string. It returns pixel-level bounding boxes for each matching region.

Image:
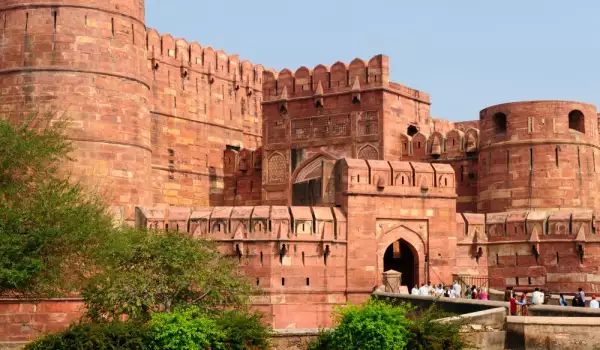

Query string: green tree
[0,115,113,296]
[82,227,255,322]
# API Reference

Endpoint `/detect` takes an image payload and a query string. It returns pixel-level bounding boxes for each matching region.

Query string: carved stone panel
[267,152,287,184]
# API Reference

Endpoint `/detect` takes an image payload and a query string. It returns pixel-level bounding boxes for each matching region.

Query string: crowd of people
[409,282,600,316]
[410,281,488,300]
[505,287,599,315]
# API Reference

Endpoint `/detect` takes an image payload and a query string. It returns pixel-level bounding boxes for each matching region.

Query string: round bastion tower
[0,0,152,217]
[477,101,600,213]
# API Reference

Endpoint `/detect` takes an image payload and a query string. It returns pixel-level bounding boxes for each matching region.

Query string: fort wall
[0,1,153,218]
[147,29,264,207]
[477,101,600,213]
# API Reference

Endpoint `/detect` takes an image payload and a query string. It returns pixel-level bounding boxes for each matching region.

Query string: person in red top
[509,295,518,316]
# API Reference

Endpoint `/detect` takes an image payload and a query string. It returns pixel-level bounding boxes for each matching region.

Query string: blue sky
[146,0,600,122]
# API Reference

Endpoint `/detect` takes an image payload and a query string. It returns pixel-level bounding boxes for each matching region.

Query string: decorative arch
[377,224,426,287]
[291,150,337,184]
[267,152,287,184]
[358,144,379,160]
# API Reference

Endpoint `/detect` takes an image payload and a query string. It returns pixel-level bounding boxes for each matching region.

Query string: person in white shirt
[434,284,444,297]
[453,281,462,298]
[449,288,457,298]
[411,284,420,296]
[590,295,599,308]
[419,283,429,296]
[531,288,544,305]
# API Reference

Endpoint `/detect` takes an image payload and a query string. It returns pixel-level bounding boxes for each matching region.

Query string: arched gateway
[383,239,418,288]
[377,224,426,288]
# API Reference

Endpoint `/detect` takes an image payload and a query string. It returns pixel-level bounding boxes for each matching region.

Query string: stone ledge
[507,315,600,325]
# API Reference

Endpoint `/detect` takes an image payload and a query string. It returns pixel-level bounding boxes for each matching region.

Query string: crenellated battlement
[146,28,266,91]
[261,55,429,104]
[135,205,347,243]
[400,127,481,160]
[337,158,456,195]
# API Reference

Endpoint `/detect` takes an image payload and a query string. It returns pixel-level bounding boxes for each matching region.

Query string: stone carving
[358,144,379,160]
[357,111,379,136]
[267,152,287,184]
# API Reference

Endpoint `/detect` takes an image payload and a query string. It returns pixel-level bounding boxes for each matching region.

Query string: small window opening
[493,112,507,135]
[256,278,260,286]
[281,277,285,286]
[515,276,519,286]
[306,277,310,286]
[111,18,115,37]
[529,148,533,171]
[514,226,517,234]
[357,174,360,183]
[302,252,305,266]
[555,146,560,168]
[417,141,421,149]
[444,178,448,186]
[568,110,585,133]
[407,125,418,136]
[165,223,169,232]
[260,252,263,266]
[556,252,560,265]
[496,253,499,265]
[402,176,405,185]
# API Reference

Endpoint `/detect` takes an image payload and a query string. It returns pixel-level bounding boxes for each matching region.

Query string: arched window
[493,112,507,135]
[569,110,585,133]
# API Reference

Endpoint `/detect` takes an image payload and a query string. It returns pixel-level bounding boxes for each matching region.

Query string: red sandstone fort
[3,0,600,331]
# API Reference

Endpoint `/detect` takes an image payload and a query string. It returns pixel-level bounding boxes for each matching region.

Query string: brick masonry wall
[147,29,263,207]
[478,101,600,212]
[0,299,84,342]
[0,1,152,219]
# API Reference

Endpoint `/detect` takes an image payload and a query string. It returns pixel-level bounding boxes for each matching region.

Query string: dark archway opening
[407,125,418,137]
[384,239,417,288]
[493,112,507,135]
[569,110,585,133]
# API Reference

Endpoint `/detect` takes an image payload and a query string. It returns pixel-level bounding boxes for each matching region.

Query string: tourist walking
[471,285,478,300]
[531,287,544,305]
[411,284,420,296]
[509,294,518,316]
[559,294,567,307]
[453,280,462,299]
[516,293,529,316]
[419,283,429,296]
[590,295,599,308]
[578,288,586,307]
[572,295,579,307]
[479,288,488,300]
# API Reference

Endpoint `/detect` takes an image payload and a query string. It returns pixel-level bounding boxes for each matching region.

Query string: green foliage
[24,321,151,350]
[148,306,225,350]
[310,299,411,350]
[217,309,271,350]
[0,115,113,295]
[82,228,254,322]
[309,299,467,350]
[404,305,467,350]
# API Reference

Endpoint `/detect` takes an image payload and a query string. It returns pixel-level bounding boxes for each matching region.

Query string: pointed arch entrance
[377,223,426,288]
[290,151,337,206]
[383,239,417,288]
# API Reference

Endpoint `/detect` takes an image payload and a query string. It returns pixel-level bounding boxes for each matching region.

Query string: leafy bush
[147,307,270,350]
[25,321,151,350]
[148,306,225,350]
[309,299,467,350]
[218,309,271,350]
[310,299,412,350]
[405,305,467,350]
